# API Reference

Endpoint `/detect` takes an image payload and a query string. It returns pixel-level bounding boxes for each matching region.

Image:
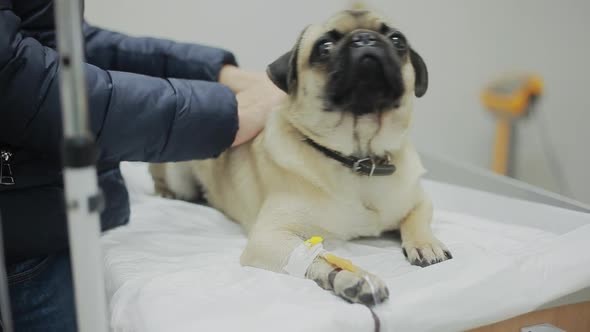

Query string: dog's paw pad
[402,238,452,267]
[333,271,389,305]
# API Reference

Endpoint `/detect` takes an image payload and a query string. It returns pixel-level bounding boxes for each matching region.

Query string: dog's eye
[390,33,407,50]
[318,40,334,57]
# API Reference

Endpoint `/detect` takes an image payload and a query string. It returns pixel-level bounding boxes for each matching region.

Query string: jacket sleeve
[83,23,237,81]
[0,9,238,163]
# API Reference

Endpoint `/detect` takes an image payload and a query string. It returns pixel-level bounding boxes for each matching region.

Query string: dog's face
[267,10,428,155]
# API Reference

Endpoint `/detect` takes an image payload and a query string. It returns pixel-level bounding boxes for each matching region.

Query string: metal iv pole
[0,215,14,332]
[54,0,109,330]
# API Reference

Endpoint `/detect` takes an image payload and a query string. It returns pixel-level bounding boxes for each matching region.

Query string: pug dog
[150,9,452,305]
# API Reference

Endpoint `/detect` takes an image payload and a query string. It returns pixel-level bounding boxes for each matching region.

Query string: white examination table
[102,159,590,332]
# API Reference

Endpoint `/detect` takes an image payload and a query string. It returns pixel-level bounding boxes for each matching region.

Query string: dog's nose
[350,31,379,48]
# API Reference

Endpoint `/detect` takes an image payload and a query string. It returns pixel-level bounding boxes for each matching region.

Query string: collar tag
[353,158,376,176]
[304,138,396,177]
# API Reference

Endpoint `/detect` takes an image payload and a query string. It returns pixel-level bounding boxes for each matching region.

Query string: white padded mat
[102,162,590,332]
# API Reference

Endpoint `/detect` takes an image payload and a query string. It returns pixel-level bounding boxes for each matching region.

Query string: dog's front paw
[402,237,452,267]
[307,258,389,305]
[332,270,389,305]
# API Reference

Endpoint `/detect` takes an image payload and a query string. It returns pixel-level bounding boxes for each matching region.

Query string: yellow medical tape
[304,236,358,272]
[323,253,358,273]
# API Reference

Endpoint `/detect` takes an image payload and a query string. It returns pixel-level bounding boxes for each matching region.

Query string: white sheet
[103,162,590,332]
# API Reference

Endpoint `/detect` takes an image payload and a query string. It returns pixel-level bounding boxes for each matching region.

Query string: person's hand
[219,66,286,147]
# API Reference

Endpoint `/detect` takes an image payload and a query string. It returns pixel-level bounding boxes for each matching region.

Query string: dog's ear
[267,51,295,93]
[409,48,428,98]
[266,27,308,94]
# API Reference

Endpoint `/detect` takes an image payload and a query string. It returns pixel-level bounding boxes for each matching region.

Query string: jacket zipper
[0,148,15,185]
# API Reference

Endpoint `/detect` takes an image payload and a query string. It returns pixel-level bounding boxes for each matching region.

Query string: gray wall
[85,0,590,204]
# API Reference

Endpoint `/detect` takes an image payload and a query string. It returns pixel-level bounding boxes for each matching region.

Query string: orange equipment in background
[481,74,543,175]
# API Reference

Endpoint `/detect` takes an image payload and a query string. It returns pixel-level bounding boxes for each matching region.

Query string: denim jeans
[2,250,77,332]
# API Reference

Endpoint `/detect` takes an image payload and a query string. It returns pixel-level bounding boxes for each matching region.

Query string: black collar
[304,138,396,176]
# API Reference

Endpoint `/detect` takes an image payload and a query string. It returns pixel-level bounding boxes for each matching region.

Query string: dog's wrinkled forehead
[325,10,386,33]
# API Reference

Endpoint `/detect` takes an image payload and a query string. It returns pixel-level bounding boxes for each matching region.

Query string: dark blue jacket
[0,0,239,263]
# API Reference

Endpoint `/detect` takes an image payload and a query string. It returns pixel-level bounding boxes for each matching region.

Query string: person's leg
[6,250,77,332]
